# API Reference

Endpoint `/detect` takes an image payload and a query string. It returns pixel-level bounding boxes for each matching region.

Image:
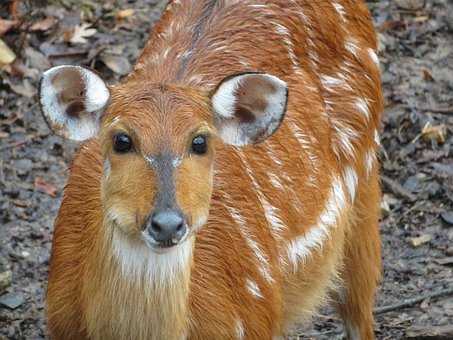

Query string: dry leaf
[101,53,131,75]
[0,38,16,66]
[34,177,57,197]
[116,9,135,20]
[0,19,19,36]
[67,23,97,44]
[421,122,447,144]
[409,234,432,247]
[8,79,37,98]
[30,17,57,32]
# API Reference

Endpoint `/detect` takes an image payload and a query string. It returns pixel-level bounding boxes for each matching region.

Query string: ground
[0,0,452,339]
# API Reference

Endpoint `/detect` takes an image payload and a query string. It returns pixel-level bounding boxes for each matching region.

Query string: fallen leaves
[0,38,16,67]
[0,19,19,36]
[100,53,131,76]
[30,17,57,32]
[116,9,135,20]
[65,23,97,44]
[421,122,447,144]
[34,177,57,197]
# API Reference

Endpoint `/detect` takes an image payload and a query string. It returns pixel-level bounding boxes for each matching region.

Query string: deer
[38,0,383,339]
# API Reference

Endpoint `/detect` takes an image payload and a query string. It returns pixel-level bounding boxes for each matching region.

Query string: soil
[0,1,452,339]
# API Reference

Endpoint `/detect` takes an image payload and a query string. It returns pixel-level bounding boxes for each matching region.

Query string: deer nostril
[151,220,162,233]
[147,210,186,245]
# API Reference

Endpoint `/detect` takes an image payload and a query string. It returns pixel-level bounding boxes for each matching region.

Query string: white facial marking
[246,279,263,299]
[111,228,194,287]
[103,159,111,178]
[343,166,358,202]
[172,156,182,168]
[286,176,347,270]
[145,155,157,168]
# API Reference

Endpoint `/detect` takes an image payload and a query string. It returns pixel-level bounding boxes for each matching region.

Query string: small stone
[14,159,33,176]
[0,271,12,294]
[409,234,432,247]
[403,175,419,192]
[441,211,453,226]
[0,293,25,310]
[446,247,453,256]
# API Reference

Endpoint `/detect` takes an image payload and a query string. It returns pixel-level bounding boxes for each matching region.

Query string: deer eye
[113,133,133,153]
[191,135,207,155]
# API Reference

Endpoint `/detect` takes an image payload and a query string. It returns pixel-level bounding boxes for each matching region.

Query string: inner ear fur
[211,72,288,146]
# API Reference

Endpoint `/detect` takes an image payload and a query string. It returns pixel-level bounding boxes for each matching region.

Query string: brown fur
[47,1,382,339]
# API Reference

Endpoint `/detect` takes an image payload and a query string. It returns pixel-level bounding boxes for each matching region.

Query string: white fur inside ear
[212,73,288,146]
[40,65,109,141]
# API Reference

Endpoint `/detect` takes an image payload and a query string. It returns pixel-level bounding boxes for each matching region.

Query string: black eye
[191,135,207,155]
[113,133,133,153]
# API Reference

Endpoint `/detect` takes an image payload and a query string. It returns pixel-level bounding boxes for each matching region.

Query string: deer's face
[39,66,288,251]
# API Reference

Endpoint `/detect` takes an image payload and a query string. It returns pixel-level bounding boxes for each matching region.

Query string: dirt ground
[0,0,452,339]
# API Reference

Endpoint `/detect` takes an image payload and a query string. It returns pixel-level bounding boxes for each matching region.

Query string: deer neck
[85,225,194,340]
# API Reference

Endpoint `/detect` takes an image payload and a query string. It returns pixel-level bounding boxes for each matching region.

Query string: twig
[374,286,453,315]
[422,107,453,115]
[381,175,417,202]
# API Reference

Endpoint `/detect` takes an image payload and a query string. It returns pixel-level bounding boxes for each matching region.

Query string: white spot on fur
[333,2,347,22]
[272,22,299,69]
[374,130,381,146]
[286,176,346,269]
[320,73,353,92]
[265,145,283,166]
[332,121,359,160]
[355,97,370,120]
[223,189,274,283]
[368,48,380,66]
[246,279,263,299]
[345,39,360,58]
[365,149,376,177]
[238,152,286,236]
[235,319,245,339]
[343,166,358,202]
[111,228,194,287]
[268,172,284,190]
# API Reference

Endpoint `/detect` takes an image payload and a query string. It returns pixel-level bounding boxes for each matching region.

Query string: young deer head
[39,66,288,252]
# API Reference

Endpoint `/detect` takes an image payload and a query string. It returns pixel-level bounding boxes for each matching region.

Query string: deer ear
[211,73,288,146]
[39,65,110,141]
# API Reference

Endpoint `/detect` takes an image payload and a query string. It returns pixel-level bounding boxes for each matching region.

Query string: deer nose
[147,210,186,247]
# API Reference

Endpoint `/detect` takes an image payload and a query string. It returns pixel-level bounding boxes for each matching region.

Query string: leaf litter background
[0,0,452,339]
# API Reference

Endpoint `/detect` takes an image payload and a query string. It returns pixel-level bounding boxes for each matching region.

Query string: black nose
[147,210,186,246]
